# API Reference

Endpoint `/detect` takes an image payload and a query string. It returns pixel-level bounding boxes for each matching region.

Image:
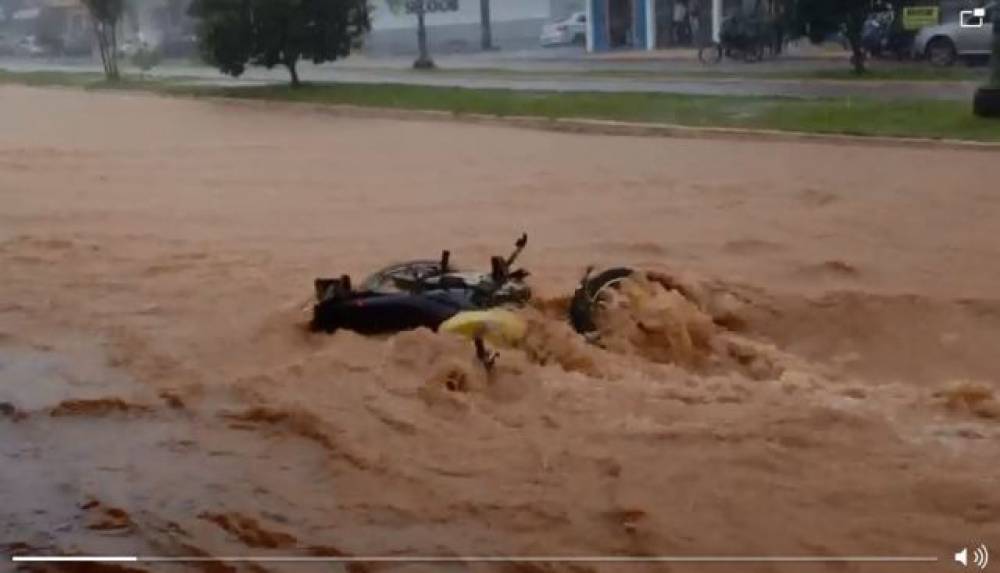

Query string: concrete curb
[214,97,1000,152]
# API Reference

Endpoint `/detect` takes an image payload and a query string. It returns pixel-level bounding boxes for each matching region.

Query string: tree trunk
[286,58,301,87]
[413,3,434,69]
[849,43,865,74]
[91,19,119,81]
[95,24,109,76]
[479,0,493,50]
[108,20,119,80]
[845,16,865,74]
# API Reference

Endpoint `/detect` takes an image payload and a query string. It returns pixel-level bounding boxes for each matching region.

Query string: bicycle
[697,38,768,63]
[698,15,777,64]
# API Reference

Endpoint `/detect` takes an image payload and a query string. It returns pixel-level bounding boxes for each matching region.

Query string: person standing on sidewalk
[674,0,691,45]
[689,0,702,46]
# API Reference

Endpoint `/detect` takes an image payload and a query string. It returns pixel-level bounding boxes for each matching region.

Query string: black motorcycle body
[308,233,645,370]
[310,234,531,336]
[312,286,478,335]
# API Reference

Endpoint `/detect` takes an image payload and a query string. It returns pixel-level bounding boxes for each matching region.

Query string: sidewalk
[586,42,851,63]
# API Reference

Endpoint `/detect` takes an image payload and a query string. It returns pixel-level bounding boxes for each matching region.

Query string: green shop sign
[901,6,939,30]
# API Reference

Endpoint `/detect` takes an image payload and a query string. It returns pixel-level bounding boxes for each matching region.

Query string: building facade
[585,0,758,51]
[586,0,653,51]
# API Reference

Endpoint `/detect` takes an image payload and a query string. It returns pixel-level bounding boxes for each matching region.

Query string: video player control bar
[11,555,944,564]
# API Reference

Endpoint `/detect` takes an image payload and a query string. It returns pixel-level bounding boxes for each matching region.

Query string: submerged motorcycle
[310,233,636,369]
[311,234,533,368]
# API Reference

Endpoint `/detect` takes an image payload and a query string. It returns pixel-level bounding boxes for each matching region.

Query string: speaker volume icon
[956,544,990,569]
[974,544,990,570]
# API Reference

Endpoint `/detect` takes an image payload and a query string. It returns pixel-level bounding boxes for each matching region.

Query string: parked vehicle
[699,14,778,64]
[862,10,914,59]
[118,38,147,58]
[912,2,996,66]
[15,35,48,57]
[540,11,587,47]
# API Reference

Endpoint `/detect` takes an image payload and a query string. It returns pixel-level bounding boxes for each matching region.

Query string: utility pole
[413,0,434,68]
[480,0,493,50]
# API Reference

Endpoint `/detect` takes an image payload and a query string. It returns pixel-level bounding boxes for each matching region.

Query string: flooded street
[2,85,999,572]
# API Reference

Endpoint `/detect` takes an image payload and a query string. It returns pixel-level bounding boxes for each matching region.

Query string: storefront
[585,0,655,51]
[585,0,743,51]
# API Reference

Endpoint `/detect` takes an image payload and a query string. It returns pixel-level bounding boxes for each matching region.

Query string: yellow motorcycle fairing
[439,309,527,347]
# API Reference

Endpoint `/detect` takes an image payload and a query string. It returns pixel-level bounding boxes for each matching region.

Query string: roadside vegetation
[378,64,989,83]
[189,0,370,87]
[209,82,1000,141]
[2,68,999,142]
[800,66,988,82]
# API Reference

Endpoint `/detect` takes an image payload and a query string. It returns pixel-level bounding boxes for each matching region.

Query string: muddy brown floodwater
[1,85,999,573]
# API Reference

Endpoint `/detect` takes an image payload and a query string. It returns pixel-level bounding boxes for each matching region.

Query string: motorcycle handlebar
[407,233,528,293]
[505,233,528,268]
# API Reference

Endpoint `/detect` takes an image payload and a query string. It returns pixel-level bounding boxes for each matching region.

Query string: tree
[189,0,371,87]
[479,0,493,50]
[81,0,125,80]
[791,0,872,74]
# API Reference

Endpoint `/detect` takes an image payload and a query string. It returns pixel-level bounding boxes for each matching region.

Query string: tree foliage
[789,0,872,74]
[189,0,371,86]
[81,0,125,80]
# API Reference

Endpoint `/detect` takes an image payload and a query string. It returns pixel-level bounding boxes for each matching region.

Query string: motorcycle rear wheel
[698,43,723,64]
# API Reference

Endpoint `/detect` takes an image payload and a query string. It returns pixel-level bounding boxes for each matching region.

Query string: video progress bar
[12,555,941,564]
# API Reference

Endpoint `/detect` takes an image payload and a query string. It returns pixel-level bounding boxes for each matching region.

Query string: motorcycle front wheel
[569,267,635,336]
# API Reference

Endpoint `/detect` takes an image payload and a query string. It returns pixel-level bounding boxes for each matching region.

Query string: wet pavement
[0,51,982,101]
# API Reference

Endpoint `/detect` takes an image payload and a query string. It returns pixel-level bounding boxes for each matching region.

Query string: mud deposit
[2,85,999,572]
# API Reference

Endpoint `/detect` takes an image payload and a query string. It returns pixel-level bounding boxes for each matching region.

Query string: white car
[119,38,148,58]
[913,3,996,65]
[541,11,587,46]
[16,35,48,57]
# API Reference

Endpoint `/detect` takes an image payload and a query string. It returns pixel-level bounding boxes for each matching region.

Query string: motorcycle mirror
[440,250,450,273]
[506,233,528,268]
[490,256,508,283]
